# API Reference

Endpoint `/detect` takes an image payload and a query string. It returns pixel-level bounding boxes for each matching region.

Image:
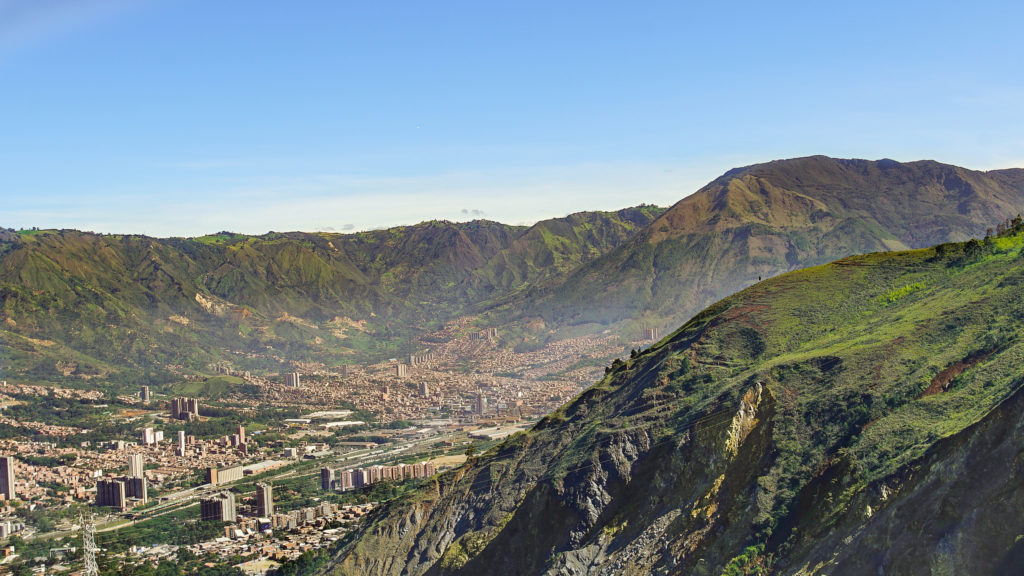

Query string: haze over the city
[2,0,1023,235]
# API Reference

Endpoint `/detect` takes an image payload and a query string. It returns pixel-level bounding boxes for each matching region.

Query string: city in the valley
[0,316,652,575]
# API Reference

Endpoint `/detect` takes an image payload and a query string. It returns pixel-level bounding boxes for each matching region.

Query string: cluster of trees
[268,548,330,576]
[991,214,1024,237]
[96,517,227,553]
[97,549,246,576]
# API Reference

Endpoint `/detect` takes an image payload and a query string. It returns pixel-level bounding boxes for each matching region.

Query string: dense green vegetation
[97,549,247,576]
[95,506,227,552]
[0,207,663,387]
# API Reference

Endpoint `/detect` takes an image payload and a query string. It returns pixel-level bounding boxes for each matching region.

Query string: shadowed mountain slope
[328,223,1024,576]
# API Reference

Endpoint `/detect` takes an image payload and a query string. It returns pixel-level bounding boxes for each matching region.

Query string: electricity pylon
[81,513,98,576]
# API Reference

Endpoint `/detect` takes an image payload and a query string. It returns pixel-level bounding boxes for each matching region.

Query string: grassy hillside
[510,157,1024,338]
[328,220,1024,575]
[0,208,662,386]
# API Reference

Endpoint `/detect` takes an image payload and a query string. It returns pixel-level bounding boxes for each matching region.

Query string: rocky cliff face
[783,381,1024,575]
[327,227,1024,575]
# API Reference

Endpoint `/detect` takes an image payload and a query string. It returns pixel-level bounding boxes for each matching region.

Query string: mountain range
[0,207,662,384]
[2,156,1023,388]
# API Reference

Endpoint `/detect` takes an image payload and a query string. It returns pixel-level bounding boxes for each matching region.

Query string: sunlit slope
[330,225,1024,576]
[518,156,1024,336]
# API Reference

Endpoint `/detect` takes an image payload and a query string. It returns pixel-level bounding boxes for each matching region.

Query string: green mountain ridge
[326,223,1024,575]
[0,207,663,384]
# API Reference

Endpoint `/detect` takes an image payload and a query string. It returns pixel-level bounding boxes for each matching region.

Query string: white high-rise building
[127,454,144,478]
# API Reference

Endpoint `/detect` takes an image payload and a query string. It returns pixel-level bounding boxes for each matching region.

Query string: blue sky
[2,0,1023,236]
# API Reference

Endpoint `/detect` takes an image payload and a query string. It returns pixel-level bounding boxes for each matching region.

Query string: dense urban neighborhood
[0,315,646,575]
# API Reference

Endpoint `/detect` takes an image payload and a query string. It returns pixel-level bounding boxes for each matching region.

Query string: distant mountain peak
[513,155,1024,334]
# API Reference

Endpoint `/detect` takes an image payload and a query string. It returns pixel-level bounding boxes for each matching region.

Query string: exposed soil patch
[922,349,993,396]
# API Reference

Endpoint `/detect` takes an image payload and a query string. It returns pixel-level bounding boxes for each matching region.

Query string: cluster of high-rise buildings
[408,352,436,366]
[140,427,164,445]
[170,397,200,420]
[210,363,250,378]
[0,519,25,538]
[320,461,436,492]
[201,482,272,522]
[95,453,148,510]
[284,372,302,388]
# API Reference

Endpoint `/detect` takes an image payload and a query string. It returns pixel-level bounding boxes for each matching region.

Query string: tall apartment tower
[338,469,354,491]
[140,385,151,403]
[321,467,335,491]
[419,381,430,397]
[284,372,301,387]
[475,392,487,416]
[170,397,200,420]
[255,482,273,517]
[96,479,126,510]
[237,425,245,445]
[0,456,15,500]
[178,430,187,457]
[127,454,144,478]
[124,476,148,504]
[200,492,237,522]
